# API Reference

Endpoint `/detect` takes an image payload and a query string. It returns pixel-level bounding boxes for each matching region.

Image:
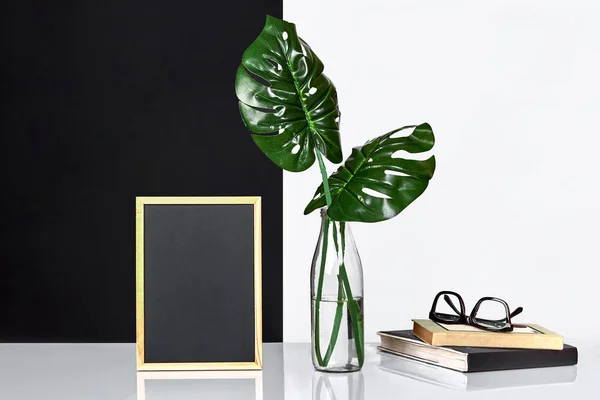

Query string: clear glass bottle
[311,208,364,372]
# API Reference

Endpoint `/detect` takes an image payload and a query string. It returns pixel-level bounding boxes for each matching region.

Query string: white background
[282,0,600,343]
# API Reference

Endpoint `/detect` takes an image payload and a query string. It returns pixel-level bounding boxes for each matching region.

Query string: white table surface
[0,341,598,399]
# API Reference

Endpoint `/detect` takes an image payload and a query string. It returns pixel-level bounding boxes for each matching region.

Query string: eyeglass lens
[471,299,511,330]
[432,293,463,323]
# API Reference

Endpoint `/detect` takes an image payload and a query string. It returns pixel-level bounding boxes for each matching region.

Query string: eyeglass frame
[428,290,523,332]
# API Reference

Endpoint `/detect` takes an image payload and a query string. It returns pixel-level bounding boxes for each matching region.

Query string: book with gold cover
[412,319,564,350]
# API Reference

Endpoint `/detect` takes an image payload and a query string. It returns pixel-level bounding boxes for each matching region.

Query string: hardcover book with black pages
[377,330,578,373]
[378,350,578,391]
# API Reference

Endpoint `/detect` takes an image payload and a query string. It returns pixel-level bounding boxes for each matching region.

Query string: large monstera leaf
[235,16,342,172]
[304,123,436,222]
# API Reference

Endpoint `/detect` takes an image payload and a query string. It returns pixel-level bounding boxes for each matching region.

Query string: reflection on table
[0,342,595,400]
[313,371,364,400]
[137,370,263,400]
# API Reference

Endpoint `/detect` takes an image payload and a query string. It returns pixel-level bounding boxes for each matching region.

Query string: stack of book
[377,319,578,391]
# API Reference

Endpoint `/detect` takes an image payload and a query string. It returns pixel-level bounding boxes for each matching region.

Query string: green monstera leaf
[304,123,436,222]
[235,16,342,172]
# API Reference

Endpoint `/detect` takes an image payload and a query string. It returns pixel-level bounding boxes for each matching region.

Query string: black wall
[0,1,283,342]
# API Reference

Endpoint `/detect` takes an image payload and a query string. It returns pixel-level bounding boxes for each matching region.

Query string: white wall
[283,0,600,342]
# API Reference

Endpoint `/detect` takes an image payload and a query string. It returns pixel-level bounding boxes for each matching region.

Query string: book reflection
[137,370,263,400]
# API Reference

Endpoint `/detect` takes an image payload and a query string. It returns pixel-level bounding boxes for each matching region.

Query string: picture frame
[136,196,262,371]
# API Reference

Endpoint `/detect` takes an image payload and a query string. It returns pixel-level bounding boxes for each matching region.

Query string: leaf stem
[314,150,363,368]
[322,273,345,365]
[339,221,365,366]
[313,149,333,367]
[321,221,345,365]
[313,216,329,366]
[339,262,364,367]
[331,222,364,367]
[315,149,364,367]
[315,150,333,207]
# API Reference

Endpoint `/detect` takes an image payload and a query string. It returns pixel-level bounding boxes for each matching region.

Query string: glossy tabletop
[0,341,598,399]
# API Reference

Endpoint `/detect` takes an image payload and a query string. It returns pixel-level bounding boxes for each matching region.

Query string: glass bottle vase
[311,208,364,372]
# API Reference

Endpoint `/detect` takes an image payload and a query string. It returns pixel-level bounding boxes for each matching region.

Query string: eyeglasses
[429,291,523,332]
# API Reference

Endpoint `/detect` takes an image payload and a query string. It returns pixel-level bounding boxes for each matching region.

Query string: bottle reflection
[312,371,364,400]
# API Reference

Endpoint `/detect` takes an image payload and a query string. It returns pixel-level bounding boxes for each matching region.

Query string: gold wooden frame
[135,196,262,371]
